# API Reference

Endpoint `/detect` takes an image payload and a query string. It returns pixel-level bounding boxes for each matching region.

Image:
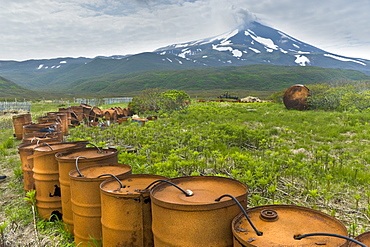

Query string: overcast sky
[1,0,370,61]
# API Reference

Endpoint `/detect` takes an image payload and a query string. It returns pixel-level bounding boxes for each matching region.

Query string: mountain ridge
[1,21,369,97]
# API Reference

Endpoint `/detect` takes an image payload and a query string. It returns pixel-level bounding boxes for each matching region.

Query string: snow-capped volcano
[154,21,369,71]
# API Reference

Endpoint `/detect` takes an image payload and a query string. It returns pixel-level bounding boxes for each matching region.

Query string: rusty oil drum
[55,147,118,233]
[69,164,132,246]
[18,141,61,191]
[232,204,348,247]
[283,84,311,111]
[100,174,167,247]
[12,114,32,140]
[32,141,88,219]
[150,176,248,247]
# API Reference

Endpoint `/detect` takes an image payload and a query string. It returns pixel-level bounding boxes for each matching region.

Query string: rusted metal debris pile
[62,103,134,126]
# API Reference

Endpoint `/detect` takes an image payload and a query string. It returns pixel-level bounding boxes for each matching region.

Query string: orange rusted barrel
[232,204,348,247]
[47,112,69,136]
[103,109,117,123]
[348,231,370,246]
[283,84,311,110]
[150,176,248,247]
[23,123,61,136]
[31,141,88,220]
[56,112,69,135]
[55,147,118,233]
[58,108,73,125]
[100,174,167,247]
[12,114,32,140]
[18,141,61,191]
[69,164,132,246]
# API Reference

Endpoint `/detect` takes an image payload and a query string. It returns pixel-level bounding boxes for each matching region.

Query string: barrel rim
[69,163,132,181]
[232,204,348,246]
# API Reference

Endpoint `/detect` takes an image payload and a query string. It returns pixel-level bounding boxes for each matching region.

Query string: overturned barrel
[232,204,348,247]
[150,176,248,247]
[32,141,88,220]
[283,84,311,110]
[100,174,167,247]
[55,147,118,233]
[69,164,132,246]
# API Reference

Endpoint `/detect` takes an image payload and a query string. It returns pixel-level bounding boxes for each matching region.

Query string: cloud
[1,0,370,60]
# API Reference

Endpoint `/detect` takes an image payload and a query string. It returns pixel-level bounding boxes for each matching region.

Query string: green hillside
[0,76,42,99]
[57,65,370,97]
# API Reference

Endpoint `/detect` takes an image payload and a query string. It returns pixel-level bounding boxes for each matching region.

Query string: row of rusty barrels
[12,111,70,142]
[12,105,134,140]
[17,140,369,247]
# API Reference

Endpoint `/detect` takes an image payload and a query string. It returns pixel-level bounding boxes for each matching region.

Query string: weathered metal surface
[69,164,132,246]
[232,204,348,247]
[349,231,370,246]
[32,142,88,220]
[283,84,311,110]
[21,134,61,145]
[55,147,118,233]
[150,176,248,247]
[100,174,167,247]
[102,109,118,122]
[12,114,32,140]
[18,141,61,191]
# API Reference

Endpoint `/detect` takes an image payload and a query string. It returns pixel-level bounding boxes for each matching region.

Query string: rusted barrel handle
[98,174,125,191]
[145,179,193,197]
[215,194,262,236]
[87,142,103,153]
[294,233,367,247]
[44,143,54,151]
[75,156,87,177]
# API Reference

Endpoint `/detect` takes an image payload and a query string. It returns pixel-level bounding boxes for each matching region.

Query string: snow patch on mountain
[295,55,310,66]
[324,54,366,66]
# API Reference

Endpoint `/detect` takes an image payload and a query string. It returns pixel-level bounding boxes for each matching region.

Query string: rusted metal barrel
[55,147,118,233]
[23,123,61,139]
[12,114,32,140]
[47,112,69,135]
[31,141,88,220]
[100,174,167,247]
[150,176,248,247]
[102,109,117,123]
[69,164,132,246]
[232,204,348,247]
[58,108,72,125]
[283,84,311,110]
[348,231,370,246]
[18,141,61,191]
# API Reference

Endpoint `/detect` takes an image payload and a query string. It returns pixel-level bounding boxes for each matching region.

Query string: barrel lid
[232,204,348,247]
[69,164,132,179]
[100,174,166,195]
[151,176,247,206]
[56,147,117,160]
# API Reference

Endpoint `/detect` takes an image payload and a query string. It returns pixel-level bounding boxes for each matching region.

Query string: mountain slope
[0,76,41,99]
[60,65,370,97]
[1,21,370,94]
[154,21,370,73]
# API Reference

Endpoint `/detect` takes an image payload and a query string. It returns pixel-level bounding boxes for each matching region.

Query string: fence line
[74,97,133,106]
[0,100,31,113]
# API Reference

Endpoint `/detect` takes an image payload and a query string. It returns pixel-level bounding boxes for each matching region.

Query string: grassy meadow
[1,100,370,245]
